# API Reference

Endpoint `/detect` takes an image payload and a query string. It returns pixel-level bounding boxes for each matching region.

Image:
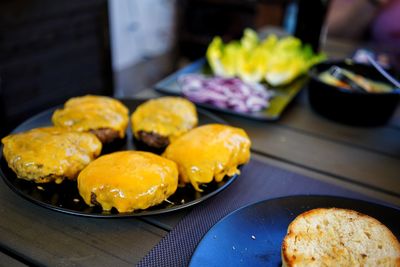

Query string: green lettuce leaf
[206,28,326,86]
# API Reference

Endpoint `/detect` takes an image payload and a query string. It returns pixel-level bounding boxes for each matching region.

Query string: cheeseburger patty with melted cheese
[52,95,129,143]
[162,124,251,191]
[131,97,198,148]
[78,151,179,213]
[1,127,102,183]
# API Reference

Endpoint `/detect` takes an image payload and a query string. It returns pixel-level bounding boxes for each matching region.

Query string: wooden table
[1,79,399,266]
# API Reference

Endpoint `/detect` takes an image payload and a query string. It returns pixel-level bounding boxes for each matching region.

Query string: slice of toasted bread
[282,208,400,267]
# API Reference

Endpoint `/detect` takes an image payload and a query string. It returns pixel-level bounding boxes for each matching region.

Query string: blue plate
[189,195,400,267]
[154,59,308,121]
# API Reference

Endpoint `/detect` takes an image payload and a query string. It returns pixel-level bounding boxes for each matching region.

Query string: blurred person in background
[325,0,400,70]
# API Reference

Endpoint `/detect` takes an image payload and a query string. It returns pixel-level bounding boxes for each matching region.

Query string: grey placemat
[137,159,379,267]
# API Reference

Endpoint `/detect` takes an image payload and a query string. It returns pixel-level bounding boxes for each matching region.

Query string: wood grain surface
[1,73,399,266]
[0,177,167,266]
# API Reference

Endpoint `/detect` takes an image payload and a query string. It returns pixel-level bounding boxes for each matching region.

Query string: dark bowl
[308,60,399,126]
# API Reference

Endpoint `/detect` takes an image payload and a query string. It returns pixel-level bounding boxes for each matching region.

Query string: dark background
[0,0,327,138]
[0,0,113,137]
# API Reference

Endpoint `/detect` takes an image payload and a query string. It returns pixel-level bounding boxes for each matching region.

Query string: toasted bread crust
[282,208,400,267]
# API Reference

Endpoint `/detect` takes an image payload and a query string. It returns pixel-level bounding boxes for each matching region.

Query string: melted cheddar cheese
[1,127,102,183]
[131,97,198,142]
[52,95,129,138]
[78,151,178,213]
[162,124,251,191]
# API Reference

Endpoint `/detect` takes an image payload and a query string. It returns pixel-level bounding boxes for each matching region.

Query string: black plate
[189,195,400,267]
[308,60,399,126]
[0,98,238,217]
[154,58,307,121]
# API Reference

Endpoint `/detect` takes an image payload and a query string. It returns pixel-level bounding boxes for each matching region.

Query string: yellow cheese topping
[1,127,102,183]
[52,95,129,138]
[78,151,178,213]
[162,124,251,191]
[131,97,198,142]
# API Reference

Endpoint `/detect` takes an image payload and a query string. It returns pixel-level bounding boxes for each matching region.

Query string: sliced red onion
[179,74,273,113]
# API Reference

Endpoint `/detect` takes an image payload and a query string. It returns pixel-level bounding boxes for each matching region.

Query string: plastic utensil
[328,66,368,93]
[366,54,400,91]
